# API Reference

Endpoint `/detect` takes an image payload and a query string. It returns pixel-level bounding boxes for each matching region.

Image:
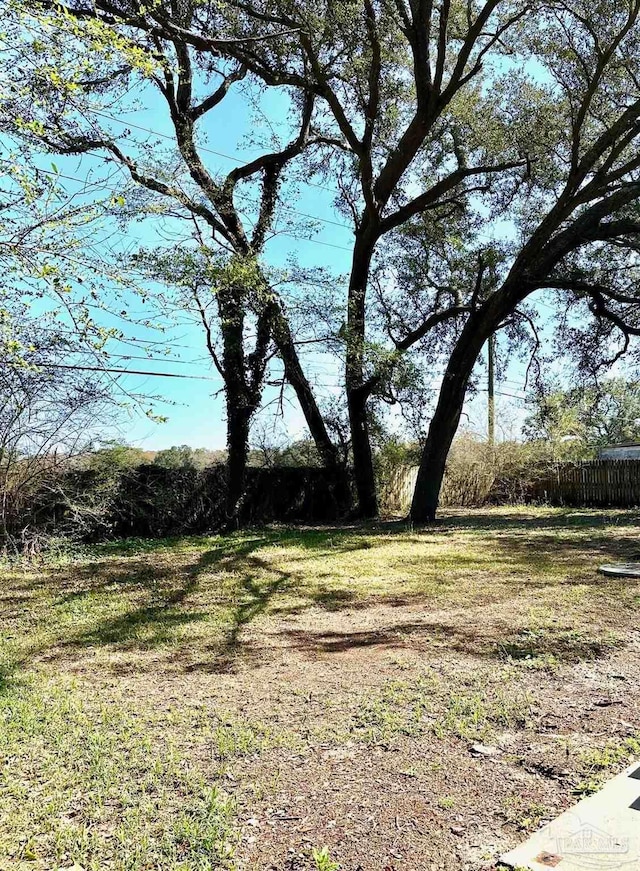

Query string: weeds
[312,846,340,871]
[0,676,248,869]
[0,508,638,868]
[574,736,640,796]
[345,670,532,746]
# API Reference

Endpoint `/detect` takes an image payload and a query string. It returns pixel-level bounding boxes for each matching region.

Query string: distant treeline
[76,441,323,472]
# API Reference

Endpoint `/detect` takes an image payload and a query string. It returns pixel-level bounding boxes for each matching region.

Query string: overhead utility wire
[37,362,223,381]
[7,159,354,252]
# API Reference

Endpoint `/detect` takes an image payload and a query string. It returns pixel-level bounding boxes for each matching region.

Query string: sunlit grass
[0,675,259,869]
[1,507,639,868]
[2,506,639,678]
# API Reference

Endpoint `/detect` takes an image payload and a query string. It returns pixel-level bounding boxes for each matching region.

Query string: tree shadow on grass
[45,538,294,669]
[271,586,360,617]
[282,619,625,664]
[179,552,294,673]
[44,528,383,669]
[436,508,640,531]
[11,508,640,674]
[57,607,211,651]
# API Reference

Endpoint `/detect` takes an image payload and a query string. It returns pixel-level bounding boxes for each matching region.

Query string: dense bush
[379,433,563,513]
[10,462,350,548]
[443,436,559,506]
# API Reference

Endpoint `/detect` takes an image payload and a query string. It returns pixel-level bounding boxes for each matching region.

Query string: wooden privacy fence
[381,466,420,514]
[381,464,494,512]
[382,459,640,512]
[530,459,640,507]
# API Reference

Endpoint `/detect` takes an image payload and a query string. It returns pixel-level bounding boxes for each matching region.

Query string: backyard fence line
[382,459,640,513]
[381,465,419,514]
[381,464,490,512]
[530,459,640,507]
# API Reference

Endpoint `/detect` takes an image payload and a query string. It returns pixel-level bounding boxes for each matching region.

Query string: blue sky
[33,74,553,451]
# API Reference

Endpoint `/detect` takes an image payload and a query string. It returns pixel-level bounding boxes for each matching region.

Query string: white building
[598,442,640,459]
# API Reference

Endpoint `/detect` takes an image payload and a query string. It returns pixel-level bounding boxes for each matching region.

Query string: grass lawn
[2,506,640,870]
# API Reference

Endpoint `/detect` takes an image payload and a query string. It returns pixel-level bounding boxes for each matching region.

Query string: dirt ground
[2,507,640,870]
[115,603,640,870]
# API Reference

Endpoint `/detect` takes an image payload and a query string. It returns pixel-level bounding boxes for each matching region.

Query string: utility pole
[488,334,496,449]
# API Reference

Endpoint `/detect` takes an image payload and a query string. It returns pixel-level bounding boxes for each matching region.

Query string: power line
[41,362,222,381]
[37,323,202,354]
[8,39,536,250]
[28,356,538,397]
[5,158,354,253]
[35,330,209,367]
[83,348,212,367]
[13,147,583,268]
[1,38,586,258]
[273,231,351,252]
[3,150,583,268]
[494,389,528,400]
[89,111,546,250]
[5,45,627,268]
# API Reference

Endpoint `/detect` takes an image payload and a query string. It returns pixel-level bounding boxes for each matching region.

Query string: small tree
[153,445,197,469]
[524,379,640,455]
[0,311,115,550]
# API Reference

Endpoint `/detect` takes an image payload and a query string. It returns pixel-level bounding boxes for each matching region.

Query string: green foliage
[312,846,340,871]
[153,445,225,470]
[153,444,199,470]
[87,441,149,474]
[524,379,640,455]
[10,0,640,524]
[248,438,322,468]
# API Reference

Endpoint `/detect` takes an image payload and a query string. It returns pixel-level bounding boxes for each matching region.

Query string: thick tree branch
[191,65,248,120]
[379,160,526,234]
[357,305,470,399]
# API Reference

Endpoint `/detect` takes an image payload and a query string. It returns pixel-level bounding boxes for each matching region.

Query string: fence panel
[381,465,419,514]
[531,459,640,507]
[383,459,640,512]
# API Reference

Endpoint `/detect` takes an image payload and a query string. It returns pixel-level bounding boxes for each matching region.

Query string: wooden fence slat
[521,459,640,507]
[382,459,640,512]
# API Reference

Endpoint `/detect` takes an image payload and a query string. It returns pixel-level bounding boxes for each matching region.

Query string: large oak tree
[12,0,640,522]
[207,0,640,519]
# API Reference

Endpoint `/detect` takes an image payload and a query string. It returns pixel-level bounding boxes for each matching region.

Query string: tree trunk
[348,387,377,516]
[346,230,378,517]
[225,401,251,524]
[218,287,254,526]
[272,309,352,514]
[410,319,489,523]
[409,386,466,523]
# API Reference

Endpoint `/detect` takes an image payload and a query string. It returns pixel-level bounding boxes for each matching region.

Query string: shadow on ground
[6,509,639,675]
[281,619,626,663]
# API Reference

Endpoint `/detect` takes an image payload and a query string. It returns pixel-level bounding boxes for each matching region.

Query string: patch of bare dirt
[78,596,640,871]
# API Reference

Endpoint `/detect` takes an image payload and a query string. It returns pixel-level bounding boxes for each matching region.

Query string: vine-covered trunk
[218,287,254,526]
[225,401,251,524]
